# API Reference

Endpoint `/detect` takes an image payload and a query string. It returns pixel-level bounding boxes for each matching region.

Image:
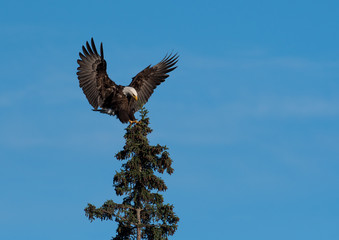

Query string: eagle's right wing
[76,38,116,109]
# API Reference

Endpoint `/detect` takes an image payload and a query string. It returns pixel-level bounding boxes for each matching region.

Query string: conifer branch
[85,108,179,239]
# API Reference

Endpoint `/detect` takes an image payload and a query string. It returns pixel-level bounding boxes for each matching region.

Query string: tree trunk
[137,208,141,240]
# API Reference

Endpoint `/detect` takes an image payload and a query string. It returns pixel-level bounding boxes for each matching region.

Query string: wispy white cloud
[0,75,81,108]
[148,95,339,148]
[220,96,339,118]
[0,88,32,107]
[184,51,339,71]
[0,124,123,150]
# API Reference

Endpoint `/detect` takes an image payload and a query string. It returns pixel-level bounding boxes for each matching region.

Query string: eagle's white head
[123,86,138,101]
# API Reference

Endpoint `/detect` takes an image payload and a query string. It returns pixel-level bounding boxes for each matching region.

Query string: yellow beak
[134,95,138,101]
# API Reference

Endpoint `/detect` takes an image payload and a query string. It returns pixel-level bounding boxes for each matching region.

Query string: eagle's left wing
[129,53,179,112]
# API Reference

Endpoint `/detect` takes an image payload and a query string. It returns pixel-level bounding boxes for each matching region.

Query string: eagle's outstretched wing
[129,53,179,112]
[76,38,116,109]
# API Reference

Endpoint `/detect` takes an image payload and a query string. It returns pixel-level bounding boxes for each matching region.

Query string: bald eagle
[76,38,178,124]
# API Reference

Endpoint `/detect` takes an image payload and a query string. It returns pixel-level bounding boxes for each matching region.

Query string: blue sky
[1,0,339,239]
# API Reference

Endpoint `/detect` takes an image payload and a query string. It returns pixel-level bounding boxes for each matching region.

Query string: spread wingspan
[77,38,179,124]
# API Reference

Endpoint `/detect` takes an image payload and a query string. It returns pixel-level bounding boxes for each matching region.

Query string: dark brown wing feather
[76,38,117,109]
[129,53,179,112]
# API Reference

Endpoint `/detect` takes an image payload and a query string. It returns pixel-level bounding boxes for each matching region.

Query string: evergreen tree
[85,108,179,240]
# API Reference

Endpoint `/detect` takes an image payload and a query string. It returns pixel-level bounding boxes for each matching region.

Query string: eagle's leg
[128,120,140,125]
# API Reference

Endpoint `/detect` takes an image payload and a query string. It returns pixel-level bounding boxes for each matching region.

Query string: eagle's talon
[129,120,139,125]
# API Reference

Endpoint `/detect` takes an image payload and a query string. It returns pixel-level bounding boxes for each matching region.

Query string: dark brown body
[100,85,137,123]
